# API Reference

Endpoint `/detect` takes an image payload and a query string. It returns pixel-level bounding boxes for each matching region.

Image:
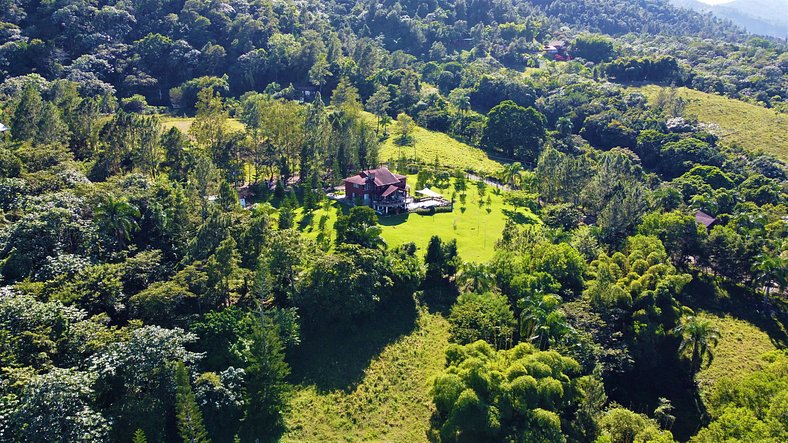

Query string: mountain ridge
[671,0,788,37]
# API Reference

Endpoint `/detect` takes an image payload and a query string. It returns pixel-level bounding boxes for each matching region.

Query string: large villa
[343,167,410,214]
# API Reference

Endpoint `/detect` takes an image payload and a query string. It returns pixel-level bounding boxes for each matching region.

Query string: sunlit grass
[635,85,788,161]
[294,176,534,263]
[367,112,504,176]
[283,307,450,442]
[158,115,246,133]
[694,311,777,401]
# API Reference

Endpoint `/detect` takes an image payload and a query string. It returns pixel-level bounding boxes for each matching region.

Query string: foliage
[597,407,675,443]
[448,292,516,349]
[584,235,691,368]
[175,362,210,443]
[430,340,583,442]
[481,100,547,164]
[675,316,720,378]
[693,351,788,443]
[335,206,385,249]
[2,368,111,442]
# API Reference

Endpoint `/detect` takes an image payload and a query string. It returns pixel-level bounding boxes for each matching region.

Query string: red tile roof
[344,167,404,187]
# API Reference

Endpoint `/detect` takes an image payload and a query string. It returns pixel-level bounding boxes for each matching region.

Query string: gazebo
[415,188,443,199]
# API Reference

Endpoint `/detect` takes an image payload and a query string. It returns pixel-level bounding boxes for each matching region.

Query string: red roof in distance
[345,167,405,187]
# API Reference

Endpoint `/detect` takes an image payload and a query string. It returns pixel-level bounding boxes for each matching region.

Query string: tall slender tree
[174,362,209,443]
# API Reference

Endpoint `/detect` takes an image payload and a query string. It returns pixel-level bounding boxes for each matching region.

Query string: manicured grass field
[283,305,450,442]
[295,176,535,263]
[635,85,788,161]
[378,177,524,263]
[369,112,505,176]
[695,312,777,400]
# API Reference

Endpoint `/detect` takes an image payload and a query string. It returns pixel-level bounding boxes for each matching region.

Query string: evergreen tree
[366,85,391,134]
[330,76,361,113]
[300,94,327,184]
[241,319,291,441]
[10,84,43,141]
[132,429,148,443]
[218,180,240,211]
[174,362,209,443]
[35,102,70,146]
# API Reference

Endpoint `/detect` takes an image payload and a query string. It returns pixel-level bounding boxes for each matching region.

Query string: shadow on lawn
[378,211,448,227]
[502,208,536,225]
[681,273,787,348]
[287,294,418,392]
[378,212,410,226]
[297,212,314,232]
[608,351,708,442]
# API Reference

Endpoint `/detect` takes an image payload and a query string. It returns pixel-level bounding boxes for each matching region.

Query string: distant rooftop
[695,211,717,229]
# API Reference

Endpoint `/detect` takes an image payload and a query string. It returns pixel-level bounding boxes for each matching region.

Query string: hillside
[1,0,786,442]
[370,113,505,176]
[284,307,449,442]
[637,85,788,160]
[670,0,788,37]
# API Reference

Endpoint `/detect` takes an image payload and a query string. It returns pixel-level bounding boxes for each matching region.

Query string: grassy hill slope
[370,113,505,176]
[695,312,778,400]
[284,307,449,442]
[636,85,788,161]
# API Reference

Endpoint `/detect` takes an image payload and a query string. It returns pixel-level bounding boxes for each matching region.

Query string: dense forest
[0,0,786,442]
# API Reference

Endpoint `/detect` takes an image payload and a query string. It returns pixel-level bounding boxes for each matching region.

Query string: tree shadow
[680,273,787,348]
[417,281,459,316]
[378,212,410,227]
[287,295,418,393]
[394,135,413,146]
[607,351,708,442]
[298,211,314,232]
[502,208,533,224]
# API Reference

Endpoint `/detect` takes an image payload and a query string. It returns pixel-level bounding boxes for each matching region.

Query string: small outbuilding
[695,211,718,230]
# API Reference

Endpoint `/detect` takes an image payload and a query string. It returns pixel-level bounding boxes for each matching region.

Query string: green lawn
[369,112,504,176]
[378,177,526,263]
[283,305,450,442]
[295,176,534,263]
[635,85,788,161]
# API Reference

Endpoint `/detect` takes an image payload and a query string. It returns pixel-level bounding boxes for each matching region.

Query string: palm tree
[675,316,720,380]
[753,252,788,299]
[457,262,496,293]
[499,162,523,189]
[95,195,140,247]
[453,94,471,134]
[519,294,570,350]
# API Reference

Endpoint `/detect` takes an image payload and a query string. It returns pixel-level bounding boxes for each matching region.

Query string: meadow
[369,112,505,176]
[635,85,788,161]
[284,304,450,442]
[694,312,777,399]
[158,115,246,133]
